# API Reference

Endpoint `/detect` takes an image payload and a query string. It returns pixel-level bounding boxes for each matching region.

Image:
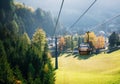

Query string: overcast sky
[15,0,120,27]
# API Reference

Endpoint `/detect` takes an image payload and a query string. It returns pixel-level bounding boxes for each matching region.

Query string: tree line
[58,31,120,53]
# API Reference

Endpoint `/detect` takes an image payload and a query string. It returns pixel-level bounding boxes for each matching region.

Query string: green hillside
[53,50,120,84]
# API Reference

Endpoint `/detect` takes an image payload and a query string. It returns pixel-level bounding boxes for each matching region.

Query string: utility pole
[53,0,64,70]
[86,31,91,54]
[55,37,58,69]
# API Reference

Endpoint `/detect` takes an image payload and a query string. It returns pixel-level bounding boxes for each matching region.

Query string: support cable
[69,0,97,29]
[53,0,64,37]
[90,13,120,31]
[52,0,64,69]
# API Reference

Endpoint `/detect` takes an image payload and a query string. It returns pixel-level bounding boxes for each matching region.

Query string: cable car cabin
[79,43,91,55]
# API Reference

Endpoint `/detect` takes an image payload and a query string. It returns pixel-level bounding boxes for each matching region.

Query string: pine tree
[109,32,119,47]
[32,28,46,55]
[13,66,25,84]
[0,40,14,84]
[22,33,31,44]
[42,43,55,84]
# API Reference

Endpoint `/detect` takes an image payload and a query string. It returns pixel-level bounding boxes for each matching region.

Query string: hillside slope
[53,50,120,84]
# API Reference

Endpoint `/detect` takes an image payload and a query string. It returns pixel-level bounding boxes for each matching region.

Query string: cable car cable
[53,0,64,37]
[52,0,65,69]
[69,0,97,29]
[90,13,120,31]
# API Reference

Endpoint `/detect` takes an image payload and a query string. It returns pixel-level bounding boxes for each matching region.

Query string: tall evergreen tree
[32,28,46,55]
[0,40,14,84]
[109,32,119,47]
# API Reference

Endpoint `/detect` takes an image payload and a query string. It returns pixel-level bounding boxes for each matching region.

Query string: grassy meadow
[52,50,120,84]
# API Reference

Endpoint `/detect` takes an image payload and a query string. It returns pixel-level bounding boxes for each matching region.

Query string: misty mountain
[14,2,56,38]
[15,0,120,35]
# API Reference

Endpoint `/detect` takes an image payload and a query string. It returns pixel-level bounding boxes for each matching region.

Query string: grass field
[52,50,120,84]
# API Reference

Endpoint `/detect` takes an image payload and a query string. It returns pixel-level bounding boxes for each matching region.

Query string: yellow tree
[95,36,105,49]
[84,31,96,47]
[58,36,65,51]
[32,28,46,52]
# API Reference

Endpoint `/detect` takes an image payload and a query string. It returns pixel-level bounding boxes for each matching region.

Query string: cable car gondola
[78,43,91,55]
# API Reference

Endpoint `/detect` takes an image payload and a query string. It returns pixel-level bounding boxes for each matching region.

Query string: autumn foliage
[58,36,65,51]
[84,32,96,42]
[95,36,105,49]
[84,32,105,49]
